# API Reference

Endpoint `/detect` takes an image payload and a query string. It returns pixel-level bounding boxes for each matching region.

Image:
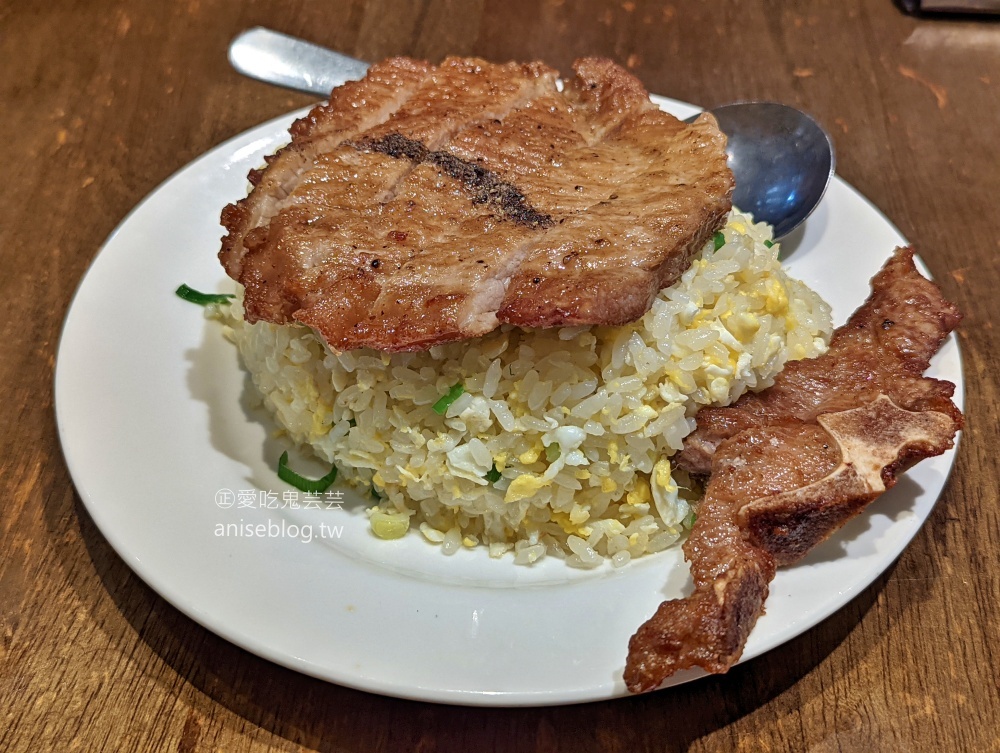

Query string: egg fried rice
[219,209,832,567]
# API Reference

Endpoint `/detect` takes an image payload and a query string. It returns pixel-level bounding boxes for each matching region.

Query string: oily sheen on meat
[625,248,963,693]
[220,57,733,352]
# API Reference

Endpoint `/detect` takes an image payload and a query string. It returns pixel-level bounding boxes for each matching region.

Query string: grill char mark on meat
[220,58,434,284]
[219,56,733,352]
[349,133,554,228]
[223,57,556,347]
[624,248,963,693]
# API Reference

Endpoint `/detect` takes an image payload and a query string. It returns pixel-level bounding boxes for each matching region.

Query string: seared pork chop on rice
[218,56,833,566]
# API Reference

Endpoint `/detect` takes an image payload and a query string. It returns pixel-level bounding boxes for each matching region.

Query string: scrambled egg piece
[550,511,574,533]
[764,279,788,314]
[626,476,651,507]
[518,445,541,464]
[505,473,550,503]
[650,457,691,528]
[727,312,760,341]
[370,510,410,540]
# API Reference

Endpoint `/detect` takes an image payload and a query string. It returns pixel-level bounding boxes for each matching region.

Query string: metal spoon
[705,103,835,239]
[229,27,835,239]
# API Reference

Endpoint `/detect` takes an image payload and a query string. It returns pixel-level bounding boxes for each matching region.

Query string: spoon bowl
[229,28,836,240]
[709,102,835,239]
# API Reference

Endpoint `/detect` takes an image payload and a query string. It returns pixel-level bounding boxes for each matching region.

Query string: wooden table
[3,1,998,750]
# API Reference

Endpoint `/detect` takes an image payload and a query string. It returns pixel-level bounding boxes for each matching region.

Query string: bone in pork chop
[676,247,962,476]
[624,247,962,693]
[220,57,733,352]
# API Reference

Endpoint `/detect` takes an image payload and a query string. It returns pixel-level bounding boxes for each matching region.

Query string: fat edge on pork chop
[220,56,734,352]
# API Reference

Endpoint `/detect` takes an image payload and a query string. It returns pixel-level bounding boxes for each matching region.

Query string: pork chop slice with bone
[625,247,962,693]
[220,57,733,352]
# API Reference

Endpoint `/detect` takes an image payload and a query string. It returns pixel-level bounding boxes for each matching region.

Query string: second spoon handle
[228,27,371,97]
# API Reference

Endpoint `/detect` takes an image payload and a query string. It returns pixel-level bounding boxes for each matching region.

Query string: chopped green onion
[684,510,698,529]
[544,442,561,463]
[175,283,235,306]
[764,239,774,248]
[277,451,338,493]
[713,231,726,251]
[432,383,465,414]
[485,463,502,483]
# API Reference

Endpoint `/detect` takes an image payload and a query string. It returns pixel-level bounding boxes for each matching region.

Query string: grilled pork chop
[220,57,733,352]
[625,248,962,693]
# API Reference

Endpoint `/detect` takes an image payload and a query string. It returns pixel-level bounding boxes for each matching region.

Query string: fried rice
[218,208,832,567]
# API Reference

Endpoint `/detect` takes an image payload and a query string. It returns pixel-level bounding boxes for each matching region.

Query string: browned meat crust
[676,247,962,475]
[624,248,962,693]
[219,57,733,352]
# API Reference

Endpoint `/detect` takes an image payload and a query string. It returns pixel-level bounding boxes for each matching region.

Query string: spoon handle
[228,27,370,96]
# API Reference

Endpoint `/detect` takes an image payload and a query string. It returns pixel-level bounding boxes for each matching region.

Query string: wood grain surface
[2,1,999,750]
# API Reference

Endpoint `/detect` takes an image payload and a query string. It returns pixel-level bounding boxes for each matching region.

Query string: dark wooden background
[3,1,998,750]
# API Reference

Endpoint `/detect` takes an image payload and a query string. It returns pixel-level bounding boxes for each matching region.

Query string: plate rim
[54,95,965,706]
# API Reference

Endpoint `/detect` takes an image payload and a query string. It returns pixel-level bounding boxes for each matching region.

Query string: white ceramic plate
[55,96,963,706]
